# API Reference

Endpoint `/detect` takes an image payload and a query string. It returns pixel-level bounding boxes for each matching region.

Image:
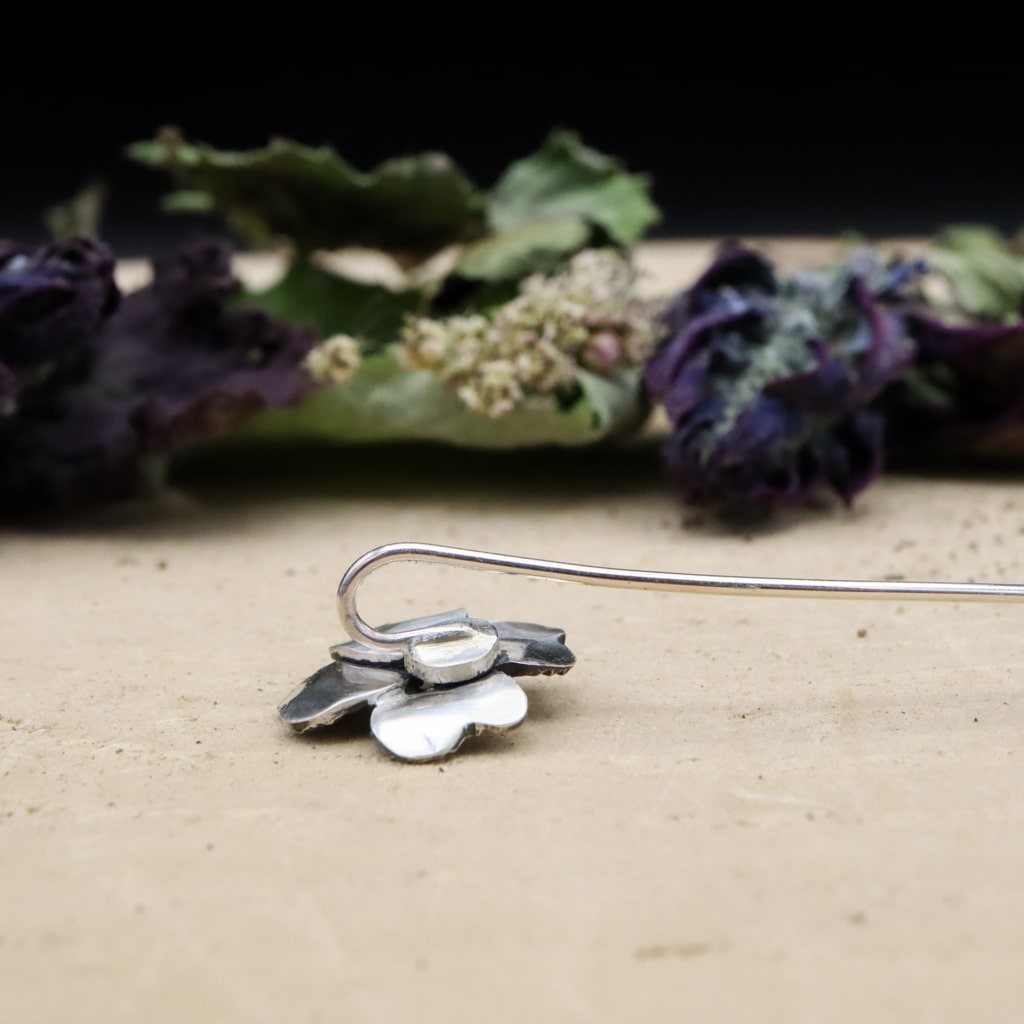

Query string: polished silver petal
[279,661,403,733]
[330,608,469,665]
[492,621,575,676]
[369,671,528,762]
[404,618,500,685]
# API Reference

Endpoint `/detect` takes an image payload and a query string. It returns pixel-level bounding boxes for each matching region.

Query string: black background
[4,70,1021,255]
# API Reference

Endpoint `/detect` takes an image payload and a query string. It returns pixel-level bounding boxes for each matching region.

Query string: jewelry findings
[279,542,1024,762]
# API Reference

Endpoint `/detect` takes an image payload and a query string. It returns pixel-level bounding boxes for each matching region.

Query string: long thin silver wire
[337,541,1024,652]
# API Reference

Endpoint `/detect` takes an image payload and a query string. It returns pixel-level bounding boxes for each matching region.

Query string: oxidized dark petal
[278,661,404,733]
[492,620,575,675]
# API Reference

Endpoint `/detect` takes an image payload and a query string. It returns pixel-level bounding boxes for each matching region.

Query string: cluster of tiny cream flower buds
[304,334,362,385]
[400,249,662,417]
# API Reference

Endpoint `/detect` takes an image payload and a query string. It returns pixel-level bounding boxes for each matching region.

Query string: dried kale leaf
[247,261,422,352]
[455,131,660,283]
[928,225,1024,321]
[129,129,488,260]
[0,238,315,512]
[236,348,647,449]
[645,246,922,507]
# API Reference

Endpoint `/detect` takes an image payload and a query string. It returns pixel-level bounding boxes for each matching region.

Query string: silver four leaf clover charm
[279,609,575,762]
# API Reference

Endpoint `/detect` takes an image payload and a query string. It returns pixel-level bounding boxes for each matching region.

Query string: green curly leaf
[454,130,659,283]
[489,131,658,242]
[234,348,646,448]
[454,219,590,282]
[129,131,488,260]
[245,262,421,349]
[930,225,1024,321]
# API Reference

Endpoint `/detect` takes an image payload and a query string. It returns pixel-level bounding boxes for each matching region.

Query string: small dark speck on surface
[157,560,168,570]
[635,943,712,960]
[847,912,867,926]
[857,629,867,638]
[883,574,905,581]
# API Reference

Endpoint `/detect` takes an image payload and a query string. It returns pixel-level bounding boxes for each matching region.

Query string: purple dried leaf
[646,245,922,507]
[0,237,317,512]
[0,238,119,369]
[92,239,316,451]
[885,311,1024,452]
[0,394,143,508]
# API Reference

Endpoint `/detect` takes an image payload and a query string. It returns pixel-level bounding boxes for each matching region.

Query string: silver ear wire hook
[337,541,1024,651]
[279,542,1024,762]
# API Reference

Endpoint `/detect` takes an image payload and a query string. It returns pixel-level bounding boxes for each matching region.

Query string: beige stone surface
[4,242,1024,1023]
